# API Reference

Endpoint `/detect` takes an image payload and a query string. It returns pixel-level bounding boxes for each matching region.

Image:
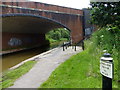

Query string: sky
[29,0,91,9]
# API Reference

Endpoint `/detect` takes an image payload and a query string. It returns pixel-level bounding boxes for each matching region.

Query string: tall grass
[84,27,119,88]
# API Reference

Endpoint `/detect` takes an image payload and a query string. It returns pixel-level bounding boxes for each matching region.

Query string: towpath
[9,46,82,88]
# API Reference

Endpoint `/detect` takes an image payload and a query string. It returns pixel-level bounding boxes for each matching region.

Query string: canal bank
[1,46,49,72]
[1,39,66,72]
[8,46,82,88]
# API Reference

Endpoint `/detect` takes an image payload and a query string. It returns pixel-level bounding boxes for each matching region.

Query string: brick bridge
[0,1,92,51]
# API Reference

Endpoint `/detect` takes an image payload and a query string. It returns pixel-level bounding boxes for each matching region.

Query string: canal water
[0,46,49,72]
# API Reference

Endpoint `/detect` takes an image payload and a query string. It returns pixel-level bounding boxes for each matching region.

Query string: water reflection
[0,46,49,72]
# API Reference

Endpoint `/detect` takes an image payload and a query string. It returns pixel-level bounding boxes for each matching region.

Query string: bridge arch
[2,14,71,33]
[1,14,71,50]
[1,1,84,51]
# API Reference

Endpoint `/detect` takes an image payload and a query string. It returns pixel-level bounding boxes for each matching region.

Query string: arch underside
[1,14,71,51]
[2,14,70,34]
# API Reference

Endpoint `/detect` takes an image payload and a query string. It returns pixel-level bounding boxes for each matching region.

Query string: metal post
[102,75,112,90]
[100,53,113,90]
[82,41,84,50]
[66,46,67,49]
[63,42,65,51]
[75,44,76,51]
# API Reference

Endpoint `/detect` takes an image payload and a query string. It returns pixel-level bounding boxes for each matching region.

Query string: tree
[46,28,70,40]
[90,2,120,28]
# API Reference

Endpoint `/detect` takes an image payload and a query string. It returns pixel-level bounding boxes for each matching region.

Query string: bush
[46,28,70,41]
[90,2,120,28]
[90,26,120,54]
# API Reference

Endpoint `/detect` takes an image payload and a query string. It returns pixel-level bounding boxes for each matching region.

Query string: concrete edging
[9,47,59,70]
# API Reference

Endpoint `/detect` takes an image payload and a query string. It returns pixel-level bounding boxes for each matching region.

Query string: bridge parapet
[1,1,83,15]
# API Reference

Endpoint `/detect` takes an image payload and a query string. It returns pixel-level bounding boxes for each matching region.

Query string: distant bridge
[0,1,94,51]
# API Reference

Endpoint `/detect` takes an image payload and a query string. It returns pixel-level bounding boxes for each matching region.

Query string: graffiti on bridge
[8,38,22,46]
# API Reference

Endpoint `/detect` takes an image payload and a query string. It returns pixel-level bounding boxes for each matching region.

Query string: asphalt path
[9,46,82,88]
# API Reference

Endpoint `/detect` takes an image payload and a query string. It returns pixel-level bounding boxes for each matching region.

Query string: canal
[0,46,49,72]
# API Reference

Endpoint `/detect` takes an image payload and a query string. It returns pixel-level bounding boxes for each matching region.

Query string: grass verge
[0,60,37,89]
[40,50,102,88]
[40,49,117,88]
[40,27,119,88]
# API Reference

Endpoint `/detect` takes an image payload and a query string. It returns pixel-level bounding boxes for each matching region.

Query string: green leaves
[46,28,70,41]
[90,2,120,28]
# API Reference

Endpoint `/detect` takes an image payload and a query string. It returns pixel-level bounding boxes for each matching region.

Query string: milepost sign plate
[100,60,113,79]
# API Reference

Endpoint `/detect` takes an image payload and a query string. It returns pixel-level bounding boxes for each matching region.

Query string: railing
[62,40,84,51]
